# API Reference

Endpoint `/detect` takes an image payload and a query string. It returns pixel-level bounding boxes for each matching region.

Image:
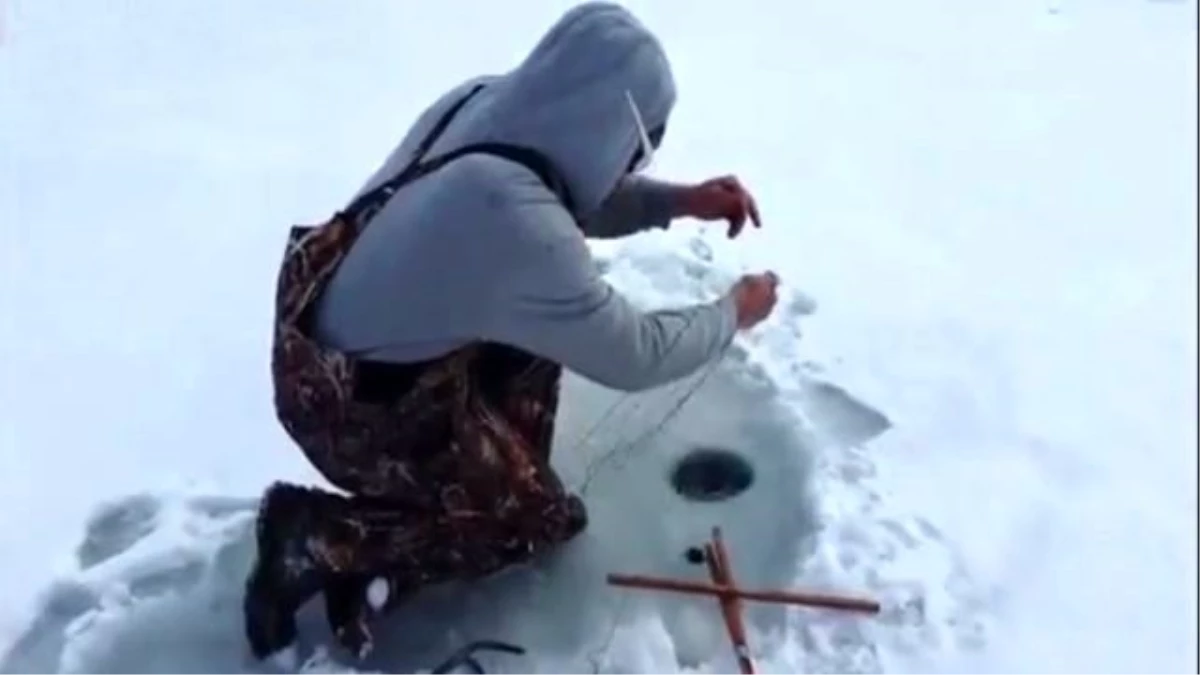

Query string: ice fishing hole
[670,447,755,502]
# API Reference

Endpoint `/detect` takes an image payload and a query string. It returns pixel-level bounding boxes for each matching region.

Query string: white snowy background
[1,0,1196,673]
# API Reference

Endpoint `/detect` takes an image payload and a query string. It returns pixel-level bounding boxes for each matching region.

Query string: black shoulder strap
[474,143,576,215]
[340,83,485,222]
[339,84,577,225]
[409,142,577,216]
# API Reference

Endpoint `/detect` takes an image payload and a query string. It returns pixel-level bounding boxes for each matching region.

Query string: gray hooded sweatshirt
[313,2,737,392]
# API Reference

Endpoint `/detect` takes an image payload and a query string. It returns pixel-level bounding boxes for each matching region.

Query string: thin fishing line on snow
[574,358,722,671]
[575,357,721,496]
[573,360,725,667]
[429,269,729,672]
[558,294,728,497]
[563,265,748,670]
[583,590,633,674]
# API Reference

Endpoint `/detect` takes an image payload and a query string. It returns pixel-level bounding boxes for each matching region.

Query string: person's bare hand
[731,272,779,330]
[680,175,762,239]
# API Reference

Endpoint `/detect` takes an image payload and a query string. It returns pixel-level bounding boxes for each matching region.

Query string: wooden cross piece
[606,526,882,674]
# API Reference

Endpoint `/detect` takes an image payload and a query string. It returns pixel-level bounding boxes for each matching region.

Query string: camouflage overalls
[244,87,587,659]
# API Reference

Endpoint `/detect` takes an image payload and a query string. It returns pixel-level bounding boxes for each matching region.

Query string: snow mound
[1,233,923,673]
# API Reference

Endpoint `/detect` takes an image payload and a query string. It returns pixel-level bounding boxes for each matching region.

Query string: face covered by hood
[430,2,676,217]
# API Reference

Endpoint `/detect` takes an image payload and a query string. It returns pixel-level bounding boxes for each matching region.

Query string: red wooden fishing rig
[607,526,882,674]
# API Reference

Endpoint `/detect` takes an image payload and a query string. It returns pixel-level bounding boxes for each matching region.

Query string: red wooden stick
[605,528,882,675]
[605,574,882,614]
[707,529,755,674]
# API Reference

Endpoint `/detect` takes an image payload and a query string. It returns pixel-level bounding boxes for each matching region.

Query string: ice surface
[2,0,1195,672]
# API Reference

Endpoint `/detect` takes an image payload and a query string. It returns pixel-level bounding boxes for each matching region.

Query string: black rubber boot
[324,576,375,659]
[564,494,589,539]
[243,482,328,660]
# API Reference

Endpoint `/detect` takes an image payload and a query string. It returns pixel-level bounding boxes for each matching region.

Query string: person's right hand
[731,272,779,330]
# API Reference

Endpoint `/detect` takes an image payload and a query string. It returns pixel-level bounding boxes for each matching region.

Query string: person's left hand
[678,175,762,239]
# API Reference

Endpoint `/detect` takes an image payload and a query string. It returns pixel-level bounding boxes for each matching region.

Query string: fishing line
[576,356,722,496]
[584,592,633,674]
[570,320,728,669]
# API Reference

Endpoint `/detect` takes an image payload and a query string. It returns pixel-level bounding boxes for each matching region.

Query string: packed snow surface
[1,0,1195,673]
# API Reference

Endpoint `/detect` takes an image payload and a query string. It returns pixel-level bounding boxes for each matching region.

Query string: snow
[1,0,1195,673]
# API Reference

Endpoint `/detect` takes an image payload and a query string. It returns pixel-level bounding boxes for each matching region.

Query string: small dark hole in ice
[670,447,754,502]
